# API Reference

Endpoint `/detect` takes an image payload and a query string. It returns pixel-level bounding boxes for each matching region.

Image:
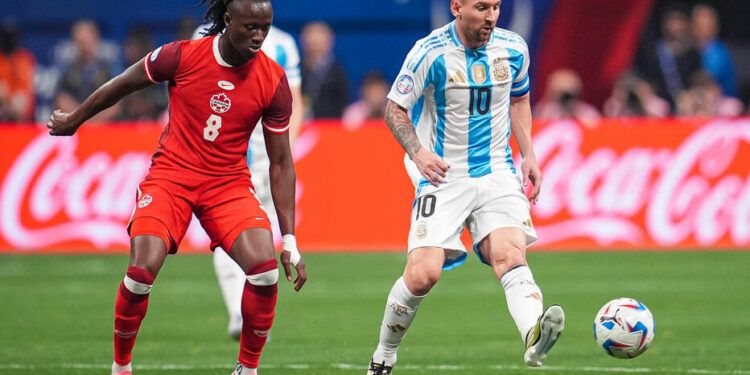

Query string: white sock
[372,277,425,367]
[500,266,544,344]
[112,361,132,374]
[213,249,245,322]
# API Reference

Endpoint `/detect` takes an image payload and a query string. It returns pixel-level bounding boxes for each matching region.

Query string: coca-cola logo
[0,128,319,251]
[0,133,151,249]
[531,119,750,247]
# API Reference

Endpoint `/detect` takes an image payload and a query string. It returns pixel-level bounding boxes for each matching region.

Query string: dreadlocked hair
[199,0,271,36]
[200,0,232,36]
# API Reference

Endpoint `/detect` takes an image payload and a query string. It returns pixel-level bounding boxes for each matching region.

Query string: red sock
[238,259,279,368]
[113,266,155,366]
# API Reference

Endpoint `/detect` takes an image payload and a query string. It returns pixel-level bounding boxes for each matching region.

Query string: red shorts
[127,169,271,253]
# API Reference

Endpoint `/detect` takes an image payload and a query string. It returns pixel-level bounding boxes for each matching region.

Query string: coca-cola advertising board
[1,119,749,253]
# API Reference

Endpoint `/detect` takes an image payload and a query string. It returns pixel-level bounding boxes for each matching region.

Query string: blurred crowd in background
[0,1,748,129]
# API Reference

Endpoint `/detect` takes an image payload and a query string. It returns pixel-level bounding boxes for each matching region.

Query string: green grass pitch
[1,251,749,374]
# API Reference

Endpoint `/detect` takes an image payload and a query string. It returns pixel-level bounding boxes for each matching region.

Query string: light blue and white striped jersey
[388,21,530,185]
[192,25,301,88]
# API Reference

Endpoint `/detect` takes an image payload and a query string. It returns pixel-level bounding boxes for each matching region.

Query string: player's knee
[404,266,441,295]
[489,242,527,276]
[123,266,156,295]
[246,259,279,286]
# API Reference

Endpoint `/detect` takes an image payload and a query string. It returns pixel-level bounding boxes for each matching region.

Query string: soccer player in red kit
[46,1,307,374]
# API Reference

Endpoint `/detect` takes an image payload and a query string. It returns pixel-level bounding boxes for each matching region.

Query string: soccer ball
[593,298,655,359]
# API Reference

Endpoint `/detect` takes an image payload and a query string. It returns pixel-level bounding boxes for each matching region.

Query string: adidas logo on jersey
[448,70,467,84]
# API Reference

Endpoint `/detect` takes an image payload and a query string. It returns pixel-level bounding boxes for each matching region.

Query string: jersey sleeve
[144,41,184,83]
[511,40,531,97]
[387,40,430,110]
[262,74,293,134]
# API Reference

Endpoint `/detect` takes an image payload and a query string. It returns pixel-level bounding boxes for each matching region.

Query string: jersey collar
[213,35,233,68]
[448,21,461,47]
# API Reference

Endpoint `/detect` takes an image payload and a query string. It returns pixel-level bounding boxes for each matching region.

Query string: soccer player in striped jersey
[193,22,305,341]
[366,1,564,373]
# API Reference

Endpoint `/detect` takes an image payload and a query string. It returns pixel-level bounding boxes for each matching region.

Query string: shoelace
[369,361,392,375]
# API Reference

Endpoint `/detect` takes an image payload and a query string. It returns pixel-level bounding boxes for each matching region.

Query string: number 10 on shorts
[414,194,436,220]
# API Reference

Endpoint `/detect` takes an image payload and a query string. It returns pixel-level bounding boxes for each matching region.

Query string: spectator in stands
[53,19,120,122]
[691,4,737,97]
[603,71,670,118]
[118,27,168,121]
[342,71,389,130]
[300,21,348,119]
[676,70,743,117]
[635,8,702,107]
[175,17,199,41]
[533,68,600,125]
[0,19,35,122]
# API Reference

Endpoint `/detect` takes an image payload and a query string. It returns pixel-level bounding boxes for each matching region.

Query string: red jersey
[143,35,292,177]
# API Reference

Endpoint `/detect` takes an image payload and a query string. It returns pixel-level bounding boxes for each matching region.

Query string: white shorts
[407,171,538,270]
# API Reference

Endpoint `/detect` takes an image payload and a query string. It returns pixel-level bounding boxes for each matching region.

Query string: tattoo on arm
[385,101,422,158]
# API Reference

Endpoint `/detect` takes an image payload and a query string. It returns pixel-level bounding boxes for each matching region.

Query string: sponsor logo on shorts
[415,221,428,239]
[210,92,232,113]
[396,74,415,94]
[217,80,235,90]
[523,218,534,229]
[137,194,152,208]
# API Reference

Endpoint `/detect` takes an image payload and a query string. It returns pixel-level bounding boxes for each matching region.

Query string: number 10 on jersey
[469,87,492,116]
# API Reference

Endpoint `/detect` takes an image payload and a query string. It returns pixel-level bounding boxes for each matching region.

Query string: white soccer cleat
[111,361,132,375]
[231,363,258,375]
[228,314,242,341]
[524,305,565,367]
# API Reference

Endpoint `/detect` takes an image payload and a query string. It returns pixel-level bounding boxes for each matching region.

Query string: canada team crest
[210,93,232,113]
[137,194,152,208]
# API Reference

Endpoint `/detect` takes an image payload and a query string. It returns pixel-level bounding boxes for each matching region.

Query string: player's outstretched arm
[385,100,449,187]
[265,128,307,291]
[47,59,154,136]
[510,93,542,204]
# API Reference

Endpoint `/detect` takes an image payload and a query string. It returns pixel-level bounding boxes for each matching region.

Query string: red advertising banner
[1,118,749,253]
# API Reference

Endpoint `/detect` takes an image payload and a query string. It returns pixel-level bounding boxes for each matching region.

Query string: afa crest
[415,222,428,239]
[492,58,510,82]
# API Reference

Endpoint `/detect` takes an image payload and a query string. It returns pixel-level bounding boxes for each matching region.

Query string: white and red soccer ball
[594,298,655,359]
